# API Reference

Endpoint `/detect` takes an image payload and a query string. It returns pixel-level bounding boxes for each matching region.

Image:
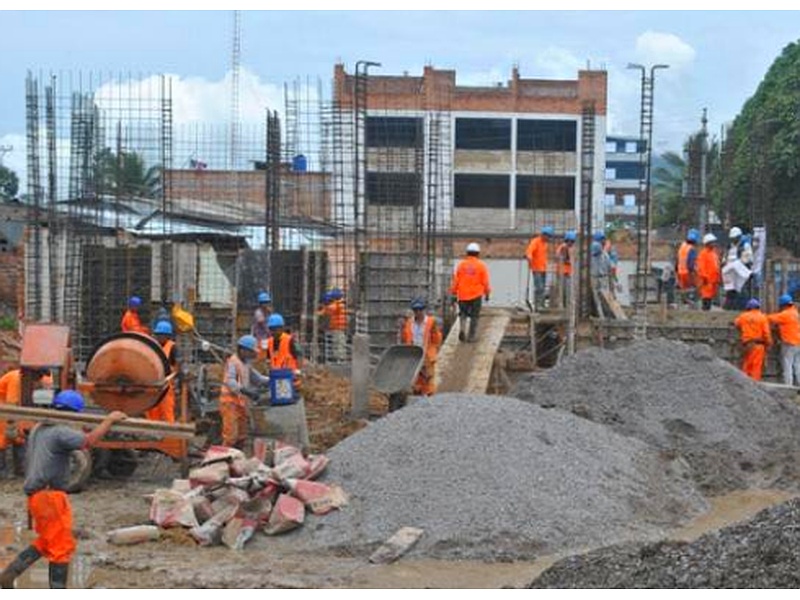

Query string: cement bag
[231,457,265,477]
[210,489,249,515]
[222,516,258,550]
[189,462,230,488]
[264,494,305,535]
[191,495,215,524]
[305,454,330,480]
[150,489,199,529]
[253,437,275,466]
[285,479,348,516]
[107,525,161,546]
[274,441,302,465]
[190,504,238,546]
[202,445,245,466]
[241,496,273,526]
[273,453,310,482]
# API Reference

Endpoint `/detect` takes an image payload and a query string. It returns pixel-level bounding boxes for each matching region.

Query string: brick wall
[0,247,22,316]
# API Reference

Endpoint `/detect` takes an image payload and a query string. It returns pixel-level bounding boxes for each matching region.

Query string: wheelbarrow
[371,345,425,412]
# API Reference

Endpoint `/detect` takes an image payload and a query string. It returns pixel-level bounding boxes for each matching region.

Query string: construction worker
[677,229,700,304]
[697,233,721,311]
[220,334,270,449]
[399,298,443,401]
[0,367,50,478]
[593,231,619,295]
[556,231,576,308]
[121,296,149,335]
[144,320,178,423]
[252,291,273,360]
[722,226,754,311]
[733,298,772,381]
[318,288,347,363]
[767,294,800,387]
[265,314,304,395]
[0,391,126,589]
[449,242,491,343]
[525,226,554,309]
[590,238,610,293]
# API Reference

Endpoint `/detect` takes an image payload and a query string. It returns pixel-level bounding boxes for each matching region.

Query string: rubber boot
[0,545,41,589]
[468,316,479,343]
[11,444,25,477]
[0,448,8,479]
[49,563,69,589]
[458,318,467,342]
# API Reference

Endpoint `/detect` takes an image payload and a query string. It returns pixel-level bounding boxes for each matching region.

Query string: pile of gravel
[289,394,707,560]
[512,339,800,494]
[531,497,800,588]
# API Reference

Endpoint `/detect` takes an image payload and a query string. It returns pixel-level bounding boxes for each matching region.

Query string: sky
[1,9,799,185]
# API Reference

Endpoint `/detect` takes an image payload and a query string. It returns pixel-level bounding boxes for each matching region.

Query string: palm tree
[94,149,161,199]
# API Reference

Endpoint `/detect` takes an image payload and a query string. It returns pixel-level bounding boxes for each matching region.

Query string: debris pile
[531,497,800,588]
[123,443,347,550]
[512,339,800,494]
[288,393,707,561]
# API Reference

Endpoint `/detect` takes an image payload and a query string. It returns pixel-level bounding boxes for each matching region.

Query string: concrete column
[350,332,371,419]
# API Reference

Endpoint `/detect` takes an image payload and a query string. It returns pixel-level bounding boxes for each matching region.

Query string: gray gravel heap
[512,339,800,494]
[291,393,707,560]
[531,497,800,588]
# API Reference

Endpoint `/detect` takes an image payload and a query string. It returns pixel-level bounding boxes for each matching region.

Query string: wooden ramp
[435,307,511,394]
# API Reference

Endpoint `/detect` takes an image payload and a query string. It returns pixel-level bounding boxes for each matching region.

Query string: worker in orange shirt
[555,231,576,308]
[318,288,348,363]
[0,367,49,478]
[0,390,126,589]
[145,321,179,423]
[768,294,800,386]
[220,335,270,449]
[677,229,700,303]
[525,226,554,310]
[696,233,721,311]
[733,298,772,381]
[449,242,491,343]
[398,298,443,403]
[120,296,149,335]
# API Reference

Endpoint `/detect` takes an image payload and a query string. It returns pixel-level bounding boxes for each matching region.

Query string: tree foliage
[0,165,19,200]
[94,149,161,199]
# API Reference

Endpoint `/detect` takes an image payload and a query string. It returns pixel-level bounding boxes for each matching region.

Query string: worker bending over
[525,226,553,309]
[220,335,270,449]
[318,288,348,363]
[0,391,126,589]
[145,320,179,423]
[121,296,149,335]
[449,243,491,343]
[399,298,443,399]
[768,294,800,387]
[0,367,50,478]
[734,298,772,381]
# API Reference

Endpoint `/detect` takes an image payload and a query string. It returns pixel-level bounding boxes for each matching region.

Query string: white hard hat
[703,233,718,244]
[729,226,742,238]
[466,242,480,253]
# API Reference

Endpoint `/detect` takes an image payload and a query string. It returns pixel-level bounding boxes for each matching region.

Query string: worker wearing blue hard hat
[396,298,442,408]
[266,313,304,394]
[734,298,771,381]
[121,295,149,335]
[0,391,126,589]
[252,290,274,358]
[677,229,700,301]
[555,232,576,308]
[318,289,348,364]
[768,293,800,387]
[145,320,179,424]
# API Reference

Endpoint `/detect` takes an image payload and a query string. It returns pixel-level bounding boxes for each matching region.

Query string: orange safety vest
[449,256,491,302]
[734,310,772,345]
[400,315,442,363]
[556,242,573,277]
[677,242,694,277]
[526,236,548,273]
[121,310,149,334]
[768,305,800,345]
[320,299,347,331]
[267,333,302,388]
[220,354,248,407]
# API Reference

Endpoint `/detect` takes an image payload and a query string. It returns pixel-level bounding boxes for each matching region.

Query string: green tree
[0,165,19,200]
[652,151,693,227]
[94,149,161,199]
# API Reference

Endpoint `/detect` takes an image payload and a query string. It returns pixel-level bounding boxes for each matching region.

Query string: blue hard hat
[267,313,285,329]
[128,296,142,308]
[153,320,174,336]
[257,291,272,304]
[746,298,761,310]
[53,390,85,413]
[564,231,577,242]
[329,288,344,301]
[410,297,427,310]
[687,229,700,243]
[779,293,794,307]
[321,291,332,304]
[593,231,606,242]
[238,334,258,352]
[541,226,555,237]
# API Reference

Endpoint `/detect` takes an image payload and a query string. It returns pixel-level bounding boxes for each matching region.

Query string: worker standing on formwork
[399,298,443,400]
[526,226,554,310]
[120,296,149,335]
[318,288,348,363]
[0,391,126,589]
[145,321,179,423]
[590,238,610,293]
[220,335,270,449]
[697,233,721,311]
[676,229,700,306]
[594,231,619,296]
[556,231,576,308]
[733,298,772,381]
[449,243,491,343]
[0,368,49,478]
[767,294,800,387]
[252,291,273,360]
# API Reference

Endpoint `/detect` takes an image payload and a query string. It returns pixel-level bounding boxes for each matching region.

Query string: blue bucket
[269,368,296,405]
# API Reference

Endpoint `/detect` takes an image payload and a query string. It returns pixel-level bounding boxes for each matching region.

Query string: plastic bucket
[269,368,296,406]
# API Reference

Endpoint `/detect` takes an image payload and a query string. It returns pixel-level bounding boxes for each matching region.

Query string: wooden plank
[599,290,628,320]
[0,405,195,439]
[369,527,424,564]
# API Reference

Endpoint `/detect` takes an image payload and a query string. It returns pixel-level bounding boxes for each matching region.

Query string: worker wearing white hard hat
[697,233,721,311]
[723,226,754,311]
[449,242,491,343]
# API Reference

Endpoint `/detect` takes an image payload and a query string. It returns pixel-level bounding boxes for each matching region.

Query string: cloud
[634,31,696,71]
[531,47,584,79]
[456,67,509,87]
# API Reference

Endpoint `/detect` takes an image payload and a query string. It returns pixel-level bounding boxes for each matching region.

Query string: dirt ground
[0,464,794,589]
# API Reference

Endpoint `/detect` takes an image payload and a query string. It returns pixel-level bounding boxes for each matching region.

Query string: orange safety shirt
[320,299,347,331]
[400,315,442,364]
[449,256,491,302]
[696,247,721,299]
[734,310,772,345]
[768,305,800,345]
[121,309,149,334]
[145,339,177,423]
[526,235,548,273]
[556,242,573,277]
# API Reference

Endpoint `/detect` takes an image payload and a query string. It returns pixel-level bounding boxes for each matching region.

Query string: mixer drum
[85,333,171,416]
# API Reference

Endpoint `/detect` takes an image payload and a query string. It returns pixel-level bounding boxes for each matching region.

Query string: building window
[623,194,637,207]
[517,119,577,151]
[605,168,616,180]
[625,141,639,153]
[366,117,422,148]
[454,174,510,208]
[455,118,511,150]
[366,172,421,206]
[604,193,616,207]
[605,141,618,153]
[516,175,575,210]
[607,161,644,180]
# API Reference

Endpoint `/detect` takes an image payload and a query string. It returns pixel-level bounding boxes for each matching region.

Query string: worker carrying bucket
[219,335,270,449]
[264,314,304,404]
